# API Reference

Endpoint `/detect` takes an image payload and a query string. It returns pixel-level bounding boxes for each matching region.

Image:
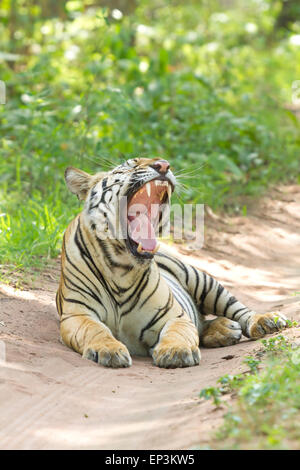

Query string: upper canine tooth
[167,184,172,199]
[146,182,151,197]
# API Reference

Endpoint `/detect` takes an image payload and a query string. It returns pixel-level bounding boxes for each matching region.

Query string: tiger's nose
[151,159,170,174]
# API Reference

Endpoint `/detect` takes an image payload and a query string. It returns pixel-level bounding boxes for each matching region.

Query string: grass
[0,0,300,271]
[198,329,300,450]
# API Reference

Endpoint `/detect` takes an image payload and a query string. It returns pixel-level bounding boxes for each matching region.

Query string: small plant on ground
[199,332,300,449]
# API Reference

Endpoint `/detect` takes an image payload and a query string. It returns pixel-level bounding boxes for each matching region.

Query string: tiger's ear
[64,167,92,201]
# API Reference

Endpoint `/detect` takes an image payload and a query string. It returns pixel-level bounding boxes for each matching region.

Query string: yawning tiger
[56,158,287,368]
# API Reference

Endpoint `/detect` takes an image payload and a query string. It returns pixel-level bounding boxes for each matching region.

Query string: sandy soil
[0,185,299,450]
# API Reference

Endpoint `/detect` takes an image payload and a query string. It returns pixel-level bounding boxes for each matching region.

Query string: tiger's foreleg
[60,315,132,368]
[151,316,201,368]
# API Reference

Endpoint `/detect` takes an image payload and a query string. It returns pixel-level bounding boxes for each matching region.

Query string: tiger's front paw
[244,312,287,339]
[83,340,132,368]
[152,343,201,368]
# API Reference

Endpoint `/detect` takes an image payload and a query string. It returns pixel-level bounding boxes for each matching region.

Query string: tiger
[56,157,287,368]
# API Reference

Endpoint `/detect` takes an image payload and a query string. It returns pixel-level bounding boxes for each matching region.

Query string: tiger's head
[65,158,176,260]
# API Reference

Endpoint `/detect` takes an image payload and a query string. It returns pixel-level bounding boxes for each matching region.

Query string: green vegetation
[199,331,300,449]
[0,0,300,269]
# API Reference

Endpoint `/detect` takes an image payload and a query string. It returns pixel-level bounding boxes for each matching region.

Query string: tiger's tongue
[128,181,164,252]
[128,214,157,252]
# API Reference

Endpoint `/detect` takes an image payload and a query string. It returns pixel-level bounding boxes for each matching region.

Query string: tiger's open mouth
[126,178,174,258]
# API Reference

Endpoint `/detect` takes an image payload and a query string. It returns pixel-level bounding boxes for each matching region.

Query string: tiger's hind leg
[243,312,287,339]
[156,250,288,341]
[200,317,242,348]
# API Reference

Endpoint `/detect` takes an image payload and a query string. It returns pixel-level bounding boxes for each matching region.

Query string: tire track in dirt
[0,363,104,448]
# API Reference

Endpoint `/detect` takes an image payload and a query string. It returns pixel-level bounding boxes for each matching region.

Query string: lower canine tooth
[137,242,160,254]
[159,191,166,201]
[152,243,160,254]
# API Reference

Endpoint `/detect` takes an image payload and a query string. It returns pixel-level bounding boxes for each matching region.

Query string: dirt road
[0,185,299,450]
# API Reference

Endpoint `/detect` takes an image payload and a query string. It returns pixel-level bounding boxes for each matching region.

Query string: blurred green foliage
[0,0,300,267]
